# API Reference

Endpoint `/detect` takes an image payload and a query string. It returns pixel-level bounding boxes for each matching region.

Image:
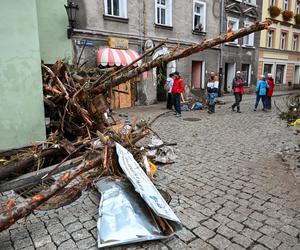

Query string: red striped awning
[96,48,141,67]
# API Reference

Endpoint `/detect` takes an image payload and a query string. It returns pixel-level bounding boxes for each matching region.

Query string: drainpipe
[218,0,225,97]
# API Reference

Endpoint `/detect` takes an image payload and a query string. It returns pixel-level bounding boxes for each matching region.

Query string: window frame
[267,29,274,48]
[292,33,299,51]
[243,21,254,46]
[296,2,300,14]
[269,0,276,6]
[155,0,173,27]
[283,0,289,11]
[227,16,240,44]
[104,0,128,18]
[280,31,288,50]
[193,0,206,32]
[245,0,257,6]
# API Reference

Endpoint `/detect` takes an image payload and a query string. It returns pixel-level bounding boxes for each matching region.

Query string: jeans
[232,93,242,111]
[166,93,173,109]
[255,94,267,109]
[174,93,181,114]
[207,93,216,113]
[265,96,272,109]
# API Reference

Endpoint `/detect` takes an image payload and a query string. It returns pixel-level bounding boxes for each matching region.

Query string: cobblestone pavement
[1,92,300,250]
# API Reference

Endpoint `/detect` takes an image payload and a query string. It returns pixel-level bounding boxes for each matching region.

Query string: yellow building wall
[261,0,300,50]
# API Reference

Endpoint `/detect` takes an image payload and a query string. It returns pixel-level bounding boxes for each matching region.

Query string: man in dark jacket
[231,71,245,113]
[172,72,184,118]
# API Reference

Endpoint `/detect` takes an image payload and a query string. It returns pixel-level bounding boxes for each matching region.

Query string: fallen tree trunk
[0,155,102,232]
[93,20,271,94]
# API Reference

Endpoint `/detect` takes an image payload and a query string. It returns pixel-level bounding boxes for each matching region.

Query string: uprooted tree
[0,20,272,232]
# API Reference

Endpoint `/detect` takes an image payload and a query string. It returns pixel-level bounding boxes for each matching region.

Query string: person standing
[254,75,269,111]
[172,71,184,118]
[166,73,175,109]
[207,74,219,114]
[231,71,245,113]
[266,73,275,110]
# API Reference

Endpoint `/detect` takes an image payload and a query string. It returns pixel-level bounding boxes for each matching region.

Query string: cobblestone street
[1,92,300,250]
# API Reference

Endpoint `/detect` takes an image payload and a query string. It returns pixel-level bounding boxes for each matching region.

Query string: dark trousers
[174,93,181,114]
[208,104,215,113]
[265,96,272,109]
[166,93,173,109]
[255,95,267,109]
[232,93,242,111]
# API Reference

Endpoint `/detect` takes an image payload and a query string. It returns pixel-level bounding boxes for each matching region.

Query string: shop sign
[108,37,129,49]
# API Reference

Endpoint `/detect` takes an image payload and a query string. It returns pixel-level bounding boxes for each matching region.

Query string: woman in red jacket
[172,72,184,118]
[266,73,275,110]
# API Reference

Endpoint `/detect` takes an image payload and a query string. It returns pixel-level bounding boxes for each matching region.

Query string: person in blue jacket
[254,75,269,111]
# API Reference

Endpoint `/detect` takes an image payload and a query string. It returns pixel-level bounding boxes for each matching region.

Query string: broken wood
[0,148,66,181]
[0,155,102,232]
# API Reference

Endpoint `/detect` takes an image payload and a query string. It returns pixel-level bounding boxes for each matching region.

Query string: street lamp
[64,2,79,39]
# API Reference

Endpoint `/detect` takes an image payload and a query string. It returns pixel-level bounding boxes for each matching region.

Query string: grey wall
[72,0,221,104]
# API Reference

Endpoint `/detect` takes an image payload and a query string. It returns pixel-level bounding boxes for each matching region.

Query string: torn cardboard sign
[115,143,181,222]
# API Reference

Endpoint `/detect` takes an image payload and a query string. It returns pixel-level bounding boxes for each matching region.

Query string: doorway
[156,63,167,101]
[192,61,202,89]
[224,63,235,92]
[275,64,285,84]
[294,65,300,84]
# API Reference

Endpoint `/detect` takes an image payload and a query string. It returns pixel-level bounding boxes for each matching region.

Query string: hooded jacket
[256,80,269,96]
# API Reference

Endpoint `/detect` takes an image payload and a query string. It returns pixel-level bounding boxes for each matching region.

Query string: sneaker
[237,110,241,113]
[176,114,181,118]
[253,108,257,111]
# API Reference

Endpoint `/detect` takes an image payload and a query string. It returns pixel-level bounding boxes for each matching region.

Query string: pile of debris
[0,20,271,248]
[280,95,300,133]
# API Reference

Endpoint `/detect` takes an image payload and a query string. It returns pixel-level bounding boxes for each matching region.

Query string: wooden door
[111,81,133,109]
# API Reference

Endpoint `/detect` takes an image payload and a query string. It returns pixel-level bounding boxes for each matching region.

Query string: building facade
[0,0,72,150]
[221,0,262,92]
[258,0,300,88]
[71,0,221,105]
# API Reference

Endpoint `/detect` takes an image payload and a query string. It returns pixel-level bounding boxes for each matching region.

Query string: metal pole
[218,0,225,97]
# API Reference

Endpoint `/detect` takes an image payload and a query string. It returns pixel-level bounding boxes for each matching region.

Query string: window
[283,0,289,11]
[275,64,286,84]
[269,0,276,6]
[227,17,239,44]
[241,64,251,86]
[267,30,274,48]
[155,0,172,26]
[243,21,254,46]
[245,0,256,5]
[104,0,127,18]
[293,34,299,51]
[263,64,273,75]
[296,2,300,14]
[193,1,206,32]
[280,32,287,50]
